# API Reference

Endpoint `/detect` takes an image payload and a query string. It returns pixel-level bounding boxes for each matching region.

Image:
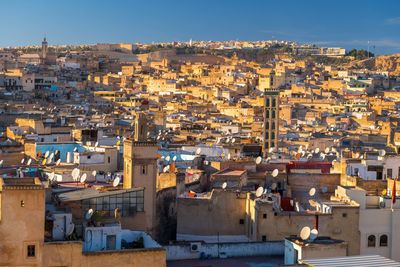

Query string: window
[354,168,359,176]
[141,165,147,175]
[239,219,244,224]
[368,235,376,247]
[87,155,91,159]
[263,213,267,219]
[108,156,111,163]
[262,235,267,242]
[27,245,35,257]
[342,213,347,218]
[380,235,388,247]
[387,169,393,179]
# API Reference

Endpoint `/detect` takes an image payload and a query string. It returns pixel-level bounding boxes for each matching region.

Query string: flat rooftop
[167,256,283,267]
[302,255,400,267]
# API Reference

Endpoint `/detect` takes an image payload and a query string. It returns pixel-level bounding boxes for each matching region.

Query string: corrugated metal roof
[303,255,400,267]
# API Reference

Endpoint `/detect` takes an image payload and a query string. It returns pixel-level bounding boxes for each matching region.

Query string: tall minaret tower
[263,73,280,158]
[41,37,48,63]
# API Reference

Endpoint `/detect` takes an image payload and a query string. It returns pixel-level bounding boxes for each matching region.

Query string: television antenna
[309,187,316,197]
[255,186,264,198]
[113,176,120,187]
[85,209,94,220]
[222,182,227,190]
[309,228,319,241]
[80,173,87,183]
[300,226,311,241]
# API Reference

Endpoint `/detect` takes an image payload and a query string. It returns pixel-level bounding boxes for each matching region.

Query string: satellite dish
[80,173,87,183]
[172,155,177,161]
[114,208,121,220]
[56,159,61,166]
[27,158,32,166]
[315,147,320,154]
[269,147,274,153]
[73,147,78,152]
[0,159,3,167]
[113,176,120,187]
[92,170,97,177]
[42,158,47,165]
[49,152,54,161]
[271,183,277,190]
[21,158,25,164]
[324,147,330,154]
[66,223,75,236]
[196,148,202,155]
[227,153,231,160]
[309,187,316,197]
[310,228,319,241]
[44,151,50,158]
[256,186,264,198]
[85,209,94,220]
[222,182,227,189]
[272,169,279,177]
[320,153,326,160]
[163,166,169,173]
[204,160,209,165]
[95,142,99,147]
[300,226,311,241]
[379,150,386,156]
[231,138,236,143]
[255,156,262,164]
[165,155,171,161]
[48,172,55,181]
[72,168,80,181]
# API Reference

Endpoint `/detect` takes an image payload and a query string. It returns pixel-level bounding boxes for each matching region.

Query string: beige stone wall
[42,242,166,267]
[0,187,45,266]
[177,190,247,236]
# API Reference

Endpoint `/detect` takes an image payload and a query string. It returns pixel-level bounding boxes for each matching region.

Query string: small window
[27,245,35,257]
[262,235,267,242]
[263,213,267,219]
[380,235,388,247]
[141,165,147,175]
[368,235,376,247]
[342,213,347,218]
[387,169,393,179]
[108,156,111,163]
[239,219,244,224]
[87,155,91,159]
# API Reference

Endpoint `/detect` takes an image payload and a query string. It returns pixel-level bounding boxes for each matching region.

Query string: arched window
[380,235,388,247]
[368,235,376,247]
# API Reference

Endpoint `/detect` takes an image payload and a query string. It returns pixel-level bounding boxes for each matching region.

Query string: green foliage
[346,49,374,60]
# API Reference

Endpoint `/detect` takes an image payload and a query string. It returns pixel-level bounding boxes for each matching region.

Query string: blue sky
[1,0,400,54]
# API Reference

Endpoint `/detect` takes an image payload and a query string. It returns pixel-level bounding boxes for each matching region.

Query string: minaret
[263,73,280,158]
[124,113,158,235]
[41,37,48,63]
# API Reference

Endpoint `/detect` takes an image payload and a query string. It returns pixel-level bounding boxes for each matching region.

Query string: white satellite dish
[44,151,50,158]
[300,226,311,241]
[27,158,32,166]
[72,168,80,181]
[222,182,227,189]
[85,209,94,220]
[113,177,120,187]
[315,147,320,154]
[269,147,274,153]
[325,147,330,154]
[66,223,75,236]
[92,170,97,177]
[172,155,177,161]
[165,155,171,161]
[80,173,87,183]
[272,169,279,177]
[255,156,262,164]
[227,153,231,160]
[21,158,25,164]
[231,138,236,143]
[379,149,386,156]
[49,152,54,161]
[271,183,277,190]
[95,142,99,147]
[255,186,264,198]
[48,172,55,181]
[56,159,61,166]
[204,160,209,165]
[310,228,319,241]
[320,153,326,160]
[196,148,202,155]
[0,159,3,167]
[163,166,169,173]
[309,187,316,197]
[73,147,78,152]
